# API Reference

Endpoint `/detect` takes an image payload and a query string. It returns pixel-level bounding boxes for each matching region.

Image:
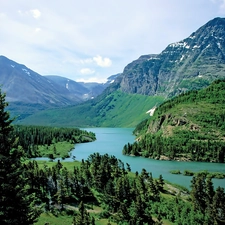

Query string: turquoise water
[70,128,225,189]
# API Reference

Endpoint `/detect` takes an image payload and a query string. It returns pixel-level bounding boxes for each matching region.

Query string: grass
[18,91,165,128]
[35,213,73,225]
[36,160,81,171]
[37,141,75,159]
[35,209,117,225]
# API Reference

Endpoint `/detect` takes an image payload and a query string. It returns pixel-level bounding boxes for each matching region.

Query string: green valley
[17,91,164,128]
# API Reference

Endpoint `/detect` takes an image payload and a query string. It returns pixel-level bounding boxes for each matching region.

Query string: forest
[1,82,225,225]
[12,125,96,158]
[125,80,225,163]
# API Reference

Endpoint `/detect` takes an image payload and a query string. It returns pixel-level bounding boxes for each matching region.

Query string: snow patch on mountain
[22,68,31,76]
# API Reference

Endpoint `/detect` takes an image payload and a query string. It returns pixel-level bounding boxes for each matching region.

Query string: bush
[183,170,194,176]
[98,210,110,219]
[170,170,181,174]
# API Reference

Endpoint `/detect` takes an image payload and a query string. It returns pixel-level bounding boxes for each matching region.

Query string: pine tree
[72,201,95,225]
[0,90,40,225]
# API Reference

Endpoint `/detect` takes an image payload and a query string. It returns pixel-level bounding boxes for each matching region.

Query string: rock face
[112,17,225,98]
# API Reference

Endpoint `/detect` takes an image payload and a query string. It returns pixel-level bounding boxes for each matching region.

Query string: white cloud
[80,68,95,75]
[77,77,107,83]
[80,58,93,64]
[34,27,41,33]
[93,55,112,67]
[30,9,41,19]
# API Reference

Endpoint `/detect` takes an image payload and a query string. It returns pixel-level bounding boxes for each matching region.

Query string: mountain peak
[205,17,225,26]
[116,17,225,97]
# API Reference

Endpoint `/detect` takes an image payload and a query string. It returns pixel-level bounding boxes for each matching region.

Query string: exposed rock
[111,17,225,98]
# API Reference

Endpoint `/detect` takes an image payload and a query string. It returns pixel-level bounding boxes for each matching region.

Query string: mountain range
[1,17,225,127]
[0,55,119,119]
[110,17,225,97]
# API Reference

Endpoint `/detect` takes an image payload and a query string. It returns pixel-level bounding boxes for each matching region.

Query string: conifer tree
[0,90,40,225]
[72,201,95,225]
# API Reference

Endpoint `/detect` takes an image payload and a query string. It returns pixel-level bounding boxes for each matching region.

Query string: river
[70,127,225,189]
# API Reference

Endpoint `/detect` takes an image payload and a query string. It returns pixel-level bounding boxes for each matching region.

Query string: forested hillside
[123,79,225,162]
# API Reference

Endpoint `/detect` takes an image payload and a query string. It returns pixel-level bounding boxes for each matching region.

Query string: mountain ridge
[111,17,225,97]
[5,17,225,127]
[0,55,119,120]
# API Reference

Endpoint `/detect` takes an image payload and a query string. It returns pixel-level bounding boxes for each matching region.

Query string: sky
[1,0,225,83]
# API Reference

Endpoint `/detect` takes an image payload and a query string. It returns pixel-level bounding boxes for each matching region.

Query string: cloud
[30,9,41,19]
[80,68,95,75]
[93,55,112,67]
[80,58,93,64]
[77,77,107,83]
[34,27,41,33]
[17,9,41,19]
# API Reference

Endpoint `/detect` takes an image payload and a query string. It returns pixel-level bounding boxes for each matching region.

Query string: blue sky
[0,0,225,82]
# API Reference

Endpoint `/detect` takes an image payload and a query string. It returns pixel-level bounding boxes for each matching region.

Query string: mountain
[111,17,225,97]
[77,73,121,99]
[0,56,85,119]
[15,17,225,127]
[45,73,121,101]
[0,56,82,105]
[125,79,225,162]
[45,75,92,100]
[0,56,118,120]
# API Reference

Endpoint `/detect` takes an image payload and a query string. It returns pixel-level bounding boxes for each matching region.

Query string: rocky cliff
[112,17,225,98]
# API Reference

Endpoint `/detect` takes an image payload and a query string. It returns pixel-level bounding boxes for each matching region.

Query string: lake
[70,127,225,189]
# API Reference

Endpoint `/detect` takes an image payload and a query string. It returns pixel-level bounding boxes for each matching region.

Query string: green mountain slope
[124,80,225,162]
[17,91,164,127]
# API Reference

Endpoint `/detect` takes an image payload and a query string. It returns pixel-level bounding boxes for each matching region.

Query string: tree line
[123,132,225,162]
[12,125,96,158]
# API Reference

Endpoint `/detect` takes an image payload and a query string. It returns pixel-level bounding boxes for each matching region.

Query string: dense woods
[15,154,225,224]
[12,125,96,158]
[125,80,225,162]
[123,133,225,162]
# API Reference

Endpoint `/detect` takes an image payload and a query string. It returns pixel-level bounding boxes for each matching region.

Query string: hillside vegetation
[13,125,96,158]
[123,79,225,162]
[16,91,164,127]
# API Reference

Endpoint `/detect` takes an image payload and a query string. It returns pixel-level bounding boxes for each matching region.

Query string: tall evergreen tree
[72,201,95,225]
[0,90,40,225]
